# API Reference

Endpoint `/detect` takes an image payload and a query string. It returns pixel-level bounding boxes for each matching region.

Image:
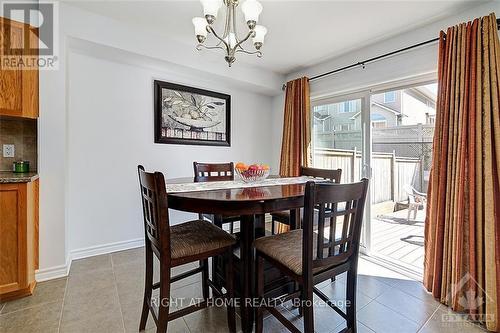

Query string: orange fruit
[235,162,247,171]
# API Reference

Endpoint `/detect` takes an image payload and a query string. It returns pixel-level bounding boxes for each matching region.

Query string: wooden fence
[314,148,422,204]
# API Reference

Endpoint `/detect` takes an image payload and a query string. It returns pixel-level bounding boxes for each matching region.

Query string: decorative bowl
[235,167,270,183]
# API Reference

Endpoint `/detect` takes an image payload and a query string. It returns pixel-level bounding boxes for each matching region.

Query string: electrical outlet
[3,144,15,158]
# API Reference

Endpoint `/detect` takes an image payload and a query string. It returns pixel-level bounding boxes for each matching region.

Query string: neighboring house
[313,85,437,150]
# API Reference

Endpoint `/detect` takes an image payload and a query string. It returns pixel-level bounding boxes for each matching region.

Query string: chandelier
[192,0,267,67]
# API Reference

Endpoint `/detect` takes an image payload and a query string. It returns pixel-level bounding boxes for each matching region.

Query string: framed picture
[154,80,231,146]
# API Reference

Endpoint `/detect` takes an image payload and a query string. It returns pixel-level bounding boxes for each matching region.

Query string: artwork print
[154,80,230,146]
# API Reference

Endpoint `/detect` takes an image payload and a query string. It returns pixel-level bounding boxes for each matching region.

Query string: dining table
[166,176,314,333]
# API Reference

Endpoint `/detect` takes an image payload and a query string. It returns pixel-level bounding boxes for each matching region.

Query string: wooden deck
[370,207,425,277]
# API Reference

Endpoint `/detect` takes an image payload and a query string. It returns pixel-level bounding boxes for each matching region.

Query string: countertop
[0,172,39,183]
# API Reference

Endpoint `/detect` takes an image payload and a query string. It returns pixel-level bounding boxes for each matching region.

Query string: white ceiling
[68,0,485,74]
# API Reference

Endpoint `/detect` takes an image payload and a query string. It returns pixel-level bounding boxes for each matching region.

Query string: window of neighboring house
[384,91,396,103]
[427,114,436,125]
[336,100,358,113]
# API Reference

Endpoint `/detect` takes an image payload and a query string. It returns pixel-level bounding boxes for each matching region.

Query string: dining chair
[138,165,237,333]
[270,167,342,234]
[254,178,369,333]
[193,162,240,234]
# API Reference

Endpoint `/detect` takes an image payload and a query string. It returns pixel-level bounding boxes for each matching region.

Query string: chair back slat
[316,203,326,259]
[193,162,235,182]
[138,165,170,259]
[301,167,342,183]
[302,179,369,273]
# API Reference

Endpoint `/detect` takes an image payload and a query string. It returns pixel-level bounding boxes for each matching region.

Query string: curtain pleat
[424,13,500,331]
[279,77,312,177]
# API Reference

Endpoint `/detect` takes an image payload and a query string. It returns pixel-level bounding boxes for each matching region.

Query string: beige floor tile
[0,248,488,333]
[111,247,145,267]
[169,282,204,311]
[319,279,373,312]
[418,308,487,333]
[284,295,346,332]
[120,298,156,332]
[183,305,241,333]
[355,274,393,299]
[333,321,375,333]
[383,277,435,303]
[312,296,346,332]
[70,254,112,275]
[262,304,304,333]
[144,317,190,333]
[65,268,116,300]
[62,276,122,324]
[1,278,67,314]
[374,288,439,326]
[171,261,202,289]
[59,309,124,333]
[357,300,420,333]
[0,300,62,333]
[114,262,146,302]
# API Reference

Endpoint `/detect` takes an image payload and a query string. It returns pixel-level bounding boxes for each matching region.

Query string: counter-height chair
[193,162,240,234]
[138,165,236,333]
[254,179,369,333]
[270,167,342,234]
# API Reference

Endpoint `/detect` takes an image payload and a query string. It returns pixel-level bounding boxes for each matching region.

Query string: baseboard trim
[35,261,71,282]
[35,238,145,282]
[70,238,145,261]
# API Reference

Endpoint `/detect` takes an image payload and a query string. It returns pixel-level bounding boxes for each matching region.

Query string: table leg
[254,214,266,238]
[290,208,300,230]
[239,214,255,333]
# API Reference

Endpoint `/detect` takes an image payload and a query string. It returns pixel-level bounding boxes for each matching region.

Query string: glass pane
[312,98,363,184]
[369,83,437,277]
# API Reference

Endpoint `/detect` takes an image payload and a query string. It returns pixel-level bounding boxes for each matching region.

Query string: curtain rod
[282,18,500,90]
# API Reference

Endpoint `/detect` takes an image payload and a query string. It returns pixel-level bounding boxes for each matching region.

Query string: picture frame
[154,80,231,146]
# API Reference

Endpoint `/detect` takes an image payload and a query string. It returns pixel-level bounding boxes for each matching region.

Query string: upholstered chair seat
[170,220,236,259]
[254,229,337,275]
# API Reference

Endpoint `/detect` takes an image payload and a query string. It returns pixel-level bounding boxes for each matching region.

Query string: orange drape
[424,13,500,331]
[279,77,312,177]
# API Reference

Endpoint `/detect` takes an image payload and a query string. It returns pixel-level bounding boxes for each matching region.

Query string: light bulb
[241,0,262,28]
[192,17,208,42]
[224,33,238,48]
[252,25,267,49]
[200,0,222,23]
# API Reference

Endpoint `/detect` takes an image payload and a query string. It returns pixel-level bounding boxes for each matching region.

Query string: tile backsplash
[0,117,37,171]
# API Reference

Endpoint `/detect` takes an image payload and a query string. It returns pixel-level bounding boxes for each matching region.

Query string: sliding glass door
[368,83,436,277]
[312,93,371,250]
[311,81,436,277]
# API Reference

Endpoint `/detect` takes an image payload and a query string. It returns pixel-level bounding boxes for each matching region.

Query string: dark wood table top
[166,176,307,215]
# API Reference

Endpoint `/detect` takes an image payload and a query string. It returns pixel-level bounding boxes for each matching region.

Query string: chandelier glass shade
[192,0,267,67]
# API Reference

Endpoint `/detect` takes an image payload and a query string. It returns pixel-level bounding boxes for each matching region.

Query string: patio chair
[403,184,427,221]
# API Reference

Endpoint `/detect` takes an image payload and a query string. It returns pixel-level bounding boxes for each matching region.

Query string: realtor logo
[1,1,59,69]
[441,273,495,327]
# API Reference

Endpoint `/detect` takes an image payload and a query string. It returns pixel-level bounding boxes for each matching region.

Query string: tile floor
[0,247,488,333]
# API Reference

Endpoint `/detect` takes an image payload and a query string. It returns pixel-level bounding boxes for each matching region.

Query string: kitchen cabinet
[0,17,39,119]
[0,178,39,301]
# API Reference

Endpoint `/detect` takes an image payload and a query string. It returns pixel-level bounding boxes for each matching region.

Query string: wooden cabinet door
[0,18,23,116]
[0,17,39,118]
[0,183,27,295]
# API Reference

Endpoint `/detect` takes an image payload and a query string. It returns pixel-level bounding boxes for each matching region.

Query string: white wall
[37,2,280,280]
[270,1,500,169]
[66,49,273,252]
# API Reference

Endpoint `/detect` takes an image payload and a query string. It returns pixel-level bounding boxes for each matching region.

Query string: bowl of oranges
[235,162,270,183]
